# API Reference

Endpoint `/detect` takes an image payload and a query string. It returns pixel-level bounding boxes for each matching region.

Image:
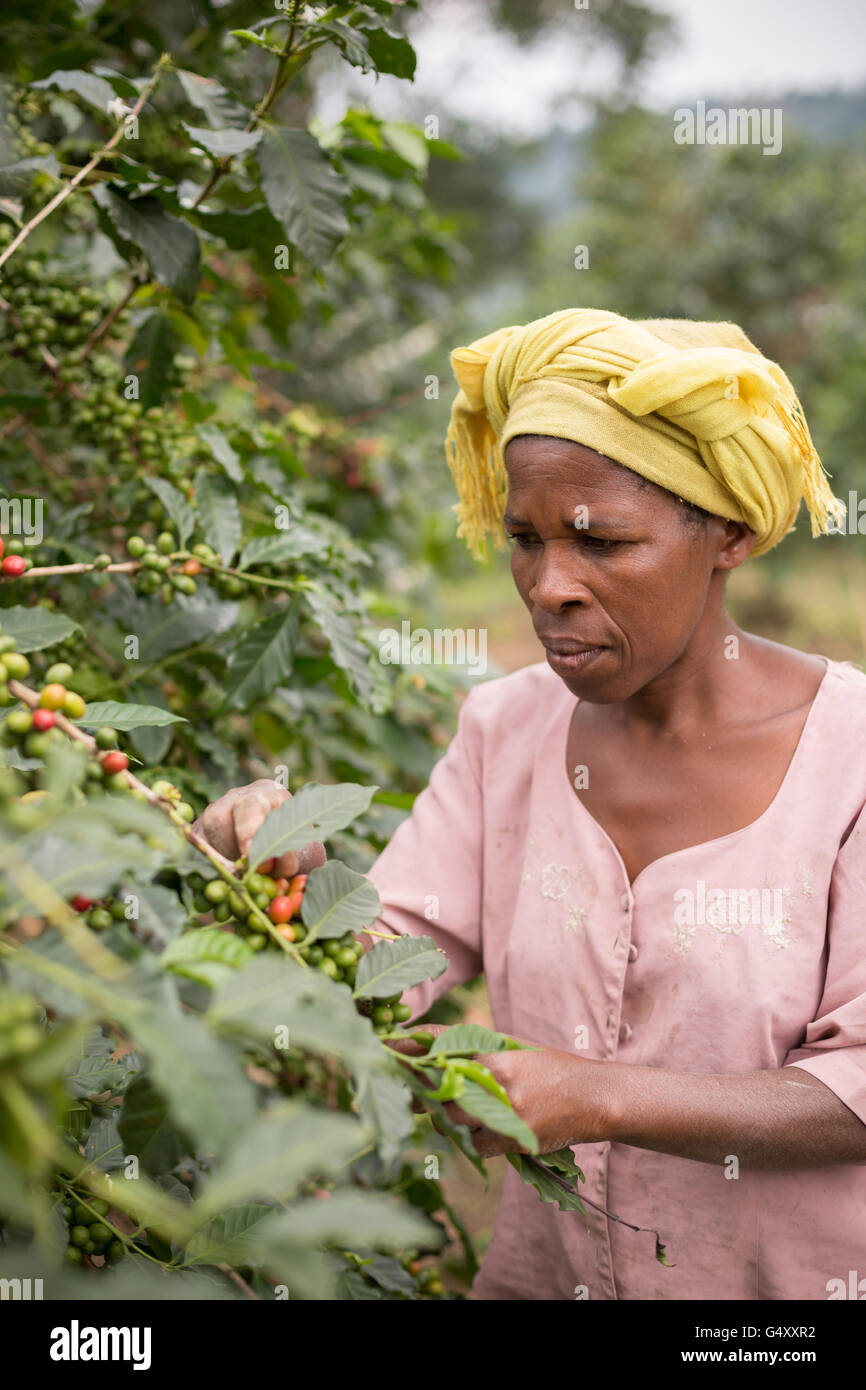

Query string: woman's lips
[543,645,606,675]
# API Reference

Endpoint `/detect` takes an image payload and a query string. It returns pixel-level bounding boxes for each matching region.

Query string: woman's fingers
[384,1024,447,1059]
[193,780,326,874]
[274,840,327,880]
[232,783,289,860]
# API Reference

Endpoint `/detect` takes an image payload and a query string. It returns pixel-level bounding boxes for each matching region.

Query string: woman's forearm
[596,1061,866,1169]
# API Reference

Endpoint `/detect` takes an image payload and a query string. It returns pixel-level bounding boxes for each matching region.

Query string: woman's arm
[444,1044,866,1167]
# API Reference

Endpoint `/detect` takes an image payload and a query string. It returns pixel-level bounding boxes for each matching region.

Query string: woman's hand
[389,1026,611,1158]
[192,779,327,879]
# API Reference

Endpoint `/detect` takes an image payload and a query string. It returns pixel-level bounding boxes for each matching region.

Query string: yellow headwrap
[444,307,845,559]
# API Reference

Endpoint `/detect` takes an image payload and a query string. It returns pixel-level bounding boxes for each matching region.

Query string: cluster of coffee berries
[0,620,31,705]
[69,892,131,932]
[62,1196,124,1267]
[1,246,112,366]
[0,988,42,1065]
[149,777,195,823]
[404,1258,446,1299]
[68,380,189,474]
[187,866,301,952]
[3,94,53,159]
[0,537,30,579]
[127,532,199,603]
[2,662,89,757]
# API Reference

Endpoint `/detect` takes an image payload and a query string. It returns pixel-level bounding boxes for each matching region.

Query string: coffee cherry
[175,801,195,822]
[392,1003,412,1023]
[94,727,117,750]
[44,662,74,685]
[151,780,175,799]
[70,1225,90,1247]
[182,558,201,576]
[71,895,94,912]
[39,683,67,710]
[62,691,86,719]
[25,731,53,758]
[335,947,357,970]
[269,896,294,924]
[126,536,147,558]
[106,1240,125,1262]
[1,652,30,680]
[156,532,175,554]
[203,879,229,904]
[107,772,130,792]
[101,751,129,775]
[5,709,33,737]
[1,555,27,577]
[94,554,112,570]
[318,957,339,979]
[372,1005,394,1026]
[65,1245,84,1265]
[31,709,55,732]
[88,908,113,931]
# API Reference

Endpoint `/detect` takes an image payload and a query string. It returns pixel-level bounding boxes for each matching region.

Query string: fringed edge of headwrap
[444,412,510,561]
[770,396,846,537]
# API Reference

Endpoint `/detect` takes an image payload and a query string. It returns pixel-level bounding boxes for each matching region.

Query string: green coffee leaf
[353,935,446,1000]
[196,423,244,483]
[93,186,201,304]
[182,123,262,159]
[73,701,187,731]
[223,607,298,710]
[300,860,382,941]
[192,1104,365,1221]
[256,127,349,268]
[249,781,377,866]
[125,311,176,413]
[142,475,195,545]
[194,469,241,564]
[0,606,80,652]
[175,69,248,129]
[457,1080,539,1154]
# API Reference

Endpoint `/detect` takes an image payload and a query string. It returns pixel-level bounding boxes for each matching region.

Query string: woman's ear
[714,520,757,572]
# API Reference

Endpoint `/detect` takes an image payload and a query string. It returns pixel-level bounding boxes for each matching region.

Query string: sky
[314,0,866,139]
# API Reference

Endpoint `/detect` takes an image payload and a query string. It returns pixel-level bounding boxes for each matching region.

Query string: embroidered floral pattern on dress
[519,830,595,939]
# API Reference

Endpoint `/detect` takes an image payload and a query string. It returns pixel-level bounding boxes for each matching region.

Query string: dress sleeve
[364,684,485,1019]
[783,806,866,1126]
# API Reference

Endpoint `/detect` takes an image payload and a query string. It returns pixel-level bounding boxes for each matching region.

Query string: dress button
[627,942,639,962]
[620,892,631,911]
[619,1022,633,1042]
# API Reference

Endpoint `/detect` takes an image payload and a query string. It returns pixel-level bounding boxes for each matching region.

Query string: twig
[218,1263,261,1299]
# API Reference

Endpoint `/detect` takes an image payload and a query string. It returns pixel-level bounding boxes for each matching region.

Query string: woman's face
[504,435,755,702]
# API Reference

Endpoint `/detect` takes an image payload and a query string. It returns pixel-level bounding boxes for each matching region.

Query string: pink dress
[365,656,866,1300]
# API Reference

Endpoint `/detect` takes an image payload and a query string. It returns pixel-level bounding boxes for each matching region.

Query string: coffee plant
[0,1,605,1300]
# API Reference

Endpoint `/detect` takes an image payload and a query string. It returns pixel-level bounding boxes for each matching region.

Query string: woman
[196,308,866,1301]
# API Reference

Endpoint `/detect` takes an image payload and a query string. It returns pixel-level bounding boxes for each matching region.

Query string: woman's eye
[506,532,619,553]
[580,535,619,553]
